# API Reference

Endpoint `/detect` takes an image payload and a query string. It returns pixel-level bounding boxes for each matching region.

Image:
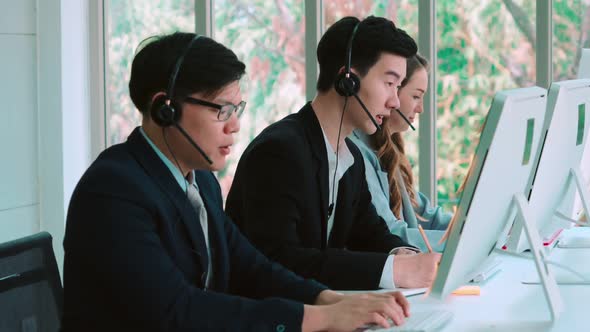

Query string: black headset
[333,19,381,132]
[334,21,362,97]
[150,35,201,127]
[147,35,213,165]
[327,20,364,220]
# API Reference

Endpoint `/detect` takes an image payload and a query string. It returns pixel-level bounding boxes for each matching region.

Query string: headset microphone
[150,35,213,165]
[352,92,381,131]
[173,123,213,164]
[395,108,416,131]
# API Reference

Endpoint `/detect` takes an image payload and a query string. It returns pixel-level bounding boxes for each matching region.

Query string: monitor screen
[575,51,590,218]
[430,86,548,299]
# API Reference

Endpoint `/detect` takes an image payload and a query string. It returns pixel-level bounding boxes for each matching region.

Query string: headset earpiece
[149,34,202,128]
[144,34,213,165]
[150,94,180,127]
[334,71,360,97]
[334,20,362,97]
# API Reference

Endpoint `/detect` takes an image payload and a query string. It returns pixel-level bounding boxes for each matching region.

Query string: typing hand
[393,253,441,288]
[321,292,410,332]
[314,289,345,305]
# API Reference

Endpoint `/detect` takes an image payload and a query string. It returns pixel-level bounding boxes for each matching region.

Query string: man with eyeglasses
[61,32,411,332]
[184,96,247,121]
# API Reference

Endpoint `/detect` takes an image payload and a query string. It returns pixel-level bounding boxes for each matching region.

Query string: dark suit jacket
[61,127,327,332]
[226,103,412,290]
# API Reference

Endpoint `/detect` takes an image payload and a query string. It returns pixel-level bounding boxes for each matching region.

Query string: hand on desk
[304,291,410,332]
[393,252,441,288]
[314,289,345,305]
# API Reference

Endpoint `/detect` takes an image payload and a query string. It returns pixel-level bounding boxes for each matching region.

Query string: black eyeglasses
[184,97,246,121]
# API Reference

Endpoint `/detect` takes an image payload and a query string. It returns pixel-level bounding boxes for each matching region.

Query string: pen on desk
[472,266,502,283]
[417,225,434,253]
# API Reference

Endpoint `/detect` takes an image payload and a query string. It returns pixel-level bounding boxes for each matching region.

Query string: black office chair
[0,232,63,332]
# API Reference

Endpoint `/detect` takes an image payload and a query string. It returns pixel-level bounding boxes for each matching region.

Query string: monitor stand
[510,192,564,322]
[571,166,590,226]
[551,166,590,228]
[506,166,590,252]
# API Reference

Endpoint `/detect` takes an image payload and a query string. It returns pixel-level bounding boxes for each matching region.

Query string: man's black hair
[129,32,246,115]
[316,16,417,92]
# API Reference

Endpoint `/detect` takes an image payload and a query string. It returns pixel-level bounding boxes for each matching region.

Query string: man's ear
[337,66,359,77]
[151,91,168,104]
[147,91,168,113]
[144,91,169,123]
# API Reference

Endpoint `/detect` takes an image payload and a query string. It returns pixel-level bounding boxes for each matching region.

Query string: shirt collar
[351,129,372,147]
[320,127,354,171]
[140,127,195,190]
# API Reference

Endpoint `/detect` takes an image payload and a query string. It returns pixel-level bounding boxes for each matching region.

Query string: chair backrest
[0,232,63,332]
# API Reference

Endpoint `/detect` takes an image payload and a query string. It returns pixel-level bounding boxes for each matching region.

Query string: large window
[102,0,589,210]
[324,0,418,36]
[106,0,194,144]
[553,0,590,80]
[435,0,536,211]
[213,0,306,197]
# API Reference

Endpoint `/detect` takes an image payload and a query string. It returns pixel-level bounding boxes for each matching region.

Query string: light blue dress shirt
[350,130,452,253]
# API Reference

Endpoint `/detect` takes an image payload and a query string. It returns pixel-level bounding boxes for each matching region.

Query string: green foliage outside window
[107,0,194,145]
[435,0,538,211]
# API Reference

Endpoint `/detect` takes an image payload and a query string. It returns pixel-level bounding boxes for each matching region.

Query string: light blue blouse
[350,130,452,253]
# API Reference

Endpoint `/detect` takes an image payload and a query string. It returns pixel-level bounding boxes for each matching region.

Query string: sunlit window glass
[436,0,536,211]
[214,0,306,198]
[106,0,194,145]
[552,0,590,218]
[552,0,589,81]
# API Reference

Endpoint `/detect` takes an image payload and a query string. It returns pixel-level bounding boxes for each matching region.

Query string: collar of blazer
[126,127,210,271]
[298,104,332,243]
[300,103,330,164]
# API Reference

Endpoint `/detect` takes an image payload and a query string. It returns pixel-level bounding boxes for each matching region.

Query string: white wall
[0,0,92,274]
[61,0,91,208]
[37,0,92,272]
[0,0,40,243]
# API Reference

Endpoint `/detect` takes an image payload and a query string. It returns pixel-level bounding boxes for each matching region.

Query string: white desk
[404,248,590,331]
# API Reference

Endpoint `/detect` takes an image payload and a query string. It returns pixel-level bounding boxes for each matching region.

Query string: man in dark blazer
[226,17,441,291]
[62,32,411,331]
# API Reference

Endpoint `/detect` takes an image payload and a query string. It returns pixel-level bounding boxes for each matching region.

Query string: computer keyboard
[360,309,453,332]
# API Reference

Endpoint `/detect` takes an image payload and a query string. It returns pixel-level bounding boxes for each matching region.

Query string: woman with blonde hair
[351,54,452,252]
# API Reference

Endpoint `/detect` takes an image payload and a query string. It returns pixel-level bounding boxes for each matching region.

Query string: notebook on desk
[556,227,590,248]
[522,271,590,285]
[393,288,427,297]
[338,288,428,297]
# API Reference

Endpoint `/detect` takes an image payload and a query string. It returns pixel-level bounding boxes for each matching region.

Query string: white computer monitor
[578,49,590,79]
[507,79,590,252]
[576,49,590,218]
[429,86,548,300]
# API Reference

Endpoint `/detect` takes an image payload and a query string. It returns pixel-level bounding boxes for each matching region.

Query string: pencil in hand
[418,224,434,253]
